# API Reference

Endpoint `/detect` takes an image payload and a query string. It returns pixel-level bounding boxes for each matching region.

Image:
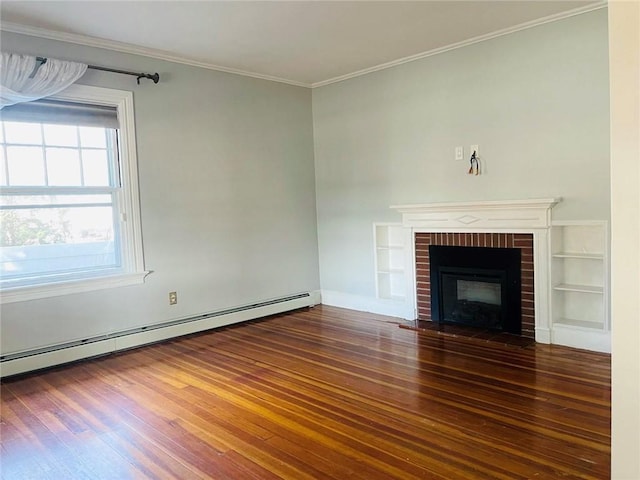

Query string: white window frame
[0,84,148,303]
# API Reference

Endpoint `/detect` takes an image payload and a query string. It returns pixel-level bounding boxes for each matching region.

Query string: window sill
[0,271,150,304]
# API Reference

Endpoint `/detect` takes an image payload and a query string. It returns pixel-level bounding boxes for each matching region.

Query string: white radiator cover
[0,291,320,378]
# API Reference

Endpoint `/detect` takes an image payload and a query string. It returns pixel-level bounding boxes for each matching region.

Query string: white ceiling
[0,1,603,88]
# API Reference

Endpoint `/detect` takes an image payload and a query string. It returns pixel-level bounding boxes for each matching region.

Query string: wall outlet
[455,146,464,161]
[169,291,177,305]
[470,145,479,157]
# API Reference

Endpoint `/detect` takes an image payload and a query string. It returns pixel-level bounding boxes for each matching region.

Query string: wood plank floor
[0,305,611,479]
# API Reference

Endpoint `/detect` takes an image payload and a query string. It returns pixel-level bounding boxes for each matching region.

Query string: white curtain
[0,53,87,109]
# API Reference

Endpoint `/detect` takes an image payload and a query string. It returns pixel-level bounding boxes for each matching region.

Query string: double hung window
[0,85,146,302]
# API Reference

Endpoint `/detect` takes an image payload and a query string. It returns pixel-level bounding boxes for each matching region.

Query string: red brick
[414,230,536,340]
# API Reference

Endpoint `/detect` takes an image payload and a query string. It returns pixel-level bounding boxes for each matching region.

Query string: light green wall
[312,9,610,298]
[0,9,611,353]
[0,32,320,354]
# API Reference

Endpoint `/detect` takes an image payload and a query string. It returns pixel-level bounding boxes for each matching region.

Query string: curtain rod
[35,56,160,84]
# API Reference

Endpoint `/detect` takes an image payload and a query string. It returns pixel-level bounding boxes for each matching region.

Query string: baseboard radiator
[0,292,318,378]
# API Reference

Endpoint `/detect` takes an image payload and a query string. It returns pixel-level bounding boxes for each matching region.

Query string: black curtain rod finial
[136,73,160,85]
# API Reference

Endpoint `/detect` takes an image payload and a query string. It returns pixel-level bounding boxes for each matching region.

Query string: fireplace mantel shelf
[391,198,561,213]
[391,198,561,231]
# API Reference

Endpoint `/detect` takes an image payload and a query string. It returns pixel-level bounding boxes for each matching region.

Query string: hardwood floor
[0,305,611,479]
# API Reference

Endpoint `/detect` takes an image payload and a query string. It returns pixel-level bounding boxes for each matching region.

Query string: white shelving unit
[374,223,407,301]
[550,221,610,352]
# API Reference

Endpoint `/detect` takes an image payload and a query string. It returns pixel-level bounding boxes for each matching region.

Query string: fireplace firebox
[429,245,521,334]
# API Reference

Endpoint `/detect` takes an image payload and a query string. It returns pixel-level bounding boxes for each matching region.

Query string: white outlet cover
[470,145,479,156]
[455,146,464,161]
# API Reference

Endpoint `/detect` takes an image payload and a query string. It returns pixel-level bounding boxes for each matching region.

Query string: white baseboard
[535,327,551,344]
[552,325,611,353]
[0,291,320,378]
[319,291,610,353]
[320,290,415,320]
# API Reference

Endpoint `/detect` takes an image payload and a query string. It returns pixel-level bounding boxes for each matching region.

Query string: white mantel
[390,198,561,345]
[391,198,560,231]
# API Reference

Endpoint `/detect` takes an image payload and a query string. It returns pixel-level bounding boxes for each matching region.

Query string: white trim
[0,2,606,89]
[321,289,414,320]
[391,198,560,345]
[1,292,318,377]
[405,228,417,319]
[311,2,607,88]
[113,87,146,276]
[0,84,148,303]
[391,198,560,212]
[535,327,551,345]
[308,289,322,307]
[392,200,559,227]
[0,21,309,89]
[534,229,552,338]
[551,220,610,332]
[0,271,148,304]
[552,324,611,353]
[391,198,560,231]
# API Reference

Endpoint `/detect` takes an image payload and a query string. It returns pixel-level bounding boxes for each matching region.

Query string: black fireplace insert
[429,245,521,334]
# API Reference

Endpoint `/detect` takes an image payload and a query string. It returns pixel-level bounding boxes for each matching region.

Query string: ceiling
[0,1,604,88]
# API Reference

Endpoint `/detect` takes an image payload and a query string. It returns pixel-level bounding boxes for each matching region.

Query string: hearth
[429,245,521,334]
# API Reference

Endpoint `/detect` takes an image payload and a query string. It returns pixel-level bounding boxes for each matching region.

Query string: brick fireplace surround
[415,232,535,338]
[391,198,560,345]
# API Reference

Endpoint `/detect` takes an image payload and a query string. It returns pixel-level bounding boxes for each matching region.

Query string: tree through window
[0,86,146,302]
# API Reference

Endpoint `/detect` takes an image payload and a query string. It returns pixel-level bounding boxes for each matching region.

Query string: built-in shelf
[374,223,407,301]
[386,294,406,302]
[552,253,604,260]
[377,268,405,274]
[553,318,606,330]
[553,283,603,294]
[550,221,609,352]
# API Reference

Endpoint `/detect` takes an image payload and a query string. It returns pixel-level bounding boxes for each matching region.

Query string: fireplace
[416,233,534,337]
[391,199,560,344]
[429,245,521,334]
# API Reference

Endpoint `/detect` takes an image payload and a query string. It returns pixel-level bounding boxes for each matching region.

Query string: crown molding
[311,1,607,88]
[0,1,605,90]
[0,21,311,88]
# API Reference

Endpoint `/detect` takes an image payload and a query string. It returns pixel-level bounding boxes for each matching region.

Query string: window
[0,85,146,303]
